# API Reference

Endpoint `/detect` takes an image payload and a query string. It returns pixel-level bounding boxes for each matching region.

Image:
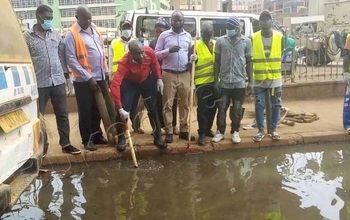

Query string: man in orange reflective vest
[65,5,109,151]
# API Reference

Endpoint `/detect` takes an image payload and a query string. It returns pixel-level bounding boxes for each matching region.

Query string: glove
[66,78,74,96]
[190,54,198,62]
[118,108,130,121]
[157,79,164,95]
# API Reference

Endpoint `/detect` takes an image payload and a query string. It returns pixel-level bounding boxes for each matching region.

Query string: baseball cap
[259,10,272,20]
[120,20,132,28]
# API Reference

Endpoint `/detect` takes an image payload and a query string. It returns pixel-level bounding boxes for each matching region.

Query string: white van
[0,0,43,214]
[119,9,259,45]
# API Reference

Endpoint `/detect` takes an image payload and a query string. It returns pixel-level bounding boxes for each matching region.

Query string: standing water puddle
[2,143,350,220]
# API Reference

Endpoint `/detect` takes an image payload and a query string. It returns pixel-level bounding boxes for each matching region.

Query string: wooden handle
[125,119,138,168]
[188,37,197,142]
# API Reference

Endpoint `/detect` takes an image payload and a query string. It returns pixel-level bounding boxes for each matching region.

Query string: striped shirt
[24,25,68,88]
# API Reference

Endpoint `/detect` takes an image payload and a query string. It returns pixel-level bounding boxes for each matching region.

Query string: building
[222,0,256,13]
[11,0,170,31]
[169,0,219,11]
[248,0,264,14]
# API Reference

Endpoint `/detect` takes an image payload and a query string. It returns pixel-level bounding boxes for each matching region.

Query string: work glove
[118,108,130,121]
[66,78,74,96]
[157,79,164,95]
[190,54,198,62]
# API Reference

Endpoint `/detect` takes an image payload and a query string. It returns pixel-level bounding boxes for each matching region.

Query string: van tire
[0,184,11,215]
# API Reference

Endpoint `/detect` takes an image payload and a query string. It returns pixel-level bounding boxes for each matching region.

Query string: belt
[163,69,188,74]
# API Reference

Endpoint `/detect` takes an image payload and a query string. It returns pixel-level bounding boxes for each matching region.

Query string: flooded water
[2,143,350,220]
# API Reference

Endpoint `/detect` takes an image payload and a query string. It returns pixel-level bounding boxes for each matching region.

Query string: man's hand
[118,108,130,121]
[246,82,253,96]
[66,78,74,96]
[190,54,198,62]
[105,72,110,85]
[87,77,100,92]
[169,45,181,53]
[157,79,164,95]
[214,81,221,94]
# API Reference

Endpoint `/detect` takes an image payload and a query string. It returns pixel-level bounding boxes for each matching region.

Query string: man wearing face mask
[111,20,145,135]
[252,11,284,142]
[212,16,253,144]
[110,40,167,151]
[24,5,81,155]
[189,22,218,146]
[65,5,109,151]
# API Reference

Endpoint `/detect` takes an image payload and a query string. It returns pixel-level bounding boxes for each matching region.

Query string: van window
[135,16,197,39]
[0,5,31,63]
[200,18,246,38]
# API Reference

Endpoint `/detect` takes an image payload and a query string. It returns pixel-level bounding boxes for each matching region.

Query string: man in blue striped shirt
[24,5,80,155]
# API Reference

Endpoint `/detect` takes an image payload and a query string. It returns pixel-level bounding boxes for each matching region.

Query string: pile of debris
[280,108,319,126]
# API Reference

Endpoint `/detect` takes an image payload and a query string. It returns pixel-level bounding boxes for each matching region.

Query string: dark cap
[120,20,132,28]
[259,10,272,20]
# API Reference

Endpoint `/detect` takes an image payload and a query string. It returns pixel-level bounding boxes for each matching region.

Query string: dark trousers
[196,83,218,135]
[157,92,178,128]
[130,92,141,130]
[116,75,162,138]
[74,80,107,144]
[38,83,70,148]
[216,88,245,134]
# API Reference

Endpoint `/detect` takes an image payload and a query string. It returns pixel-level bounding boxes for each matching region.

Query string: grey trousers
[38,83,70,148]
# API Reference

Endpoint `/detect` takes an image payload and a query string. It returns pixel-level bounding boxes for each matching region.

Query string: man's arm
[64,32,92,81]
[110,63,127,109]
[245,37,253,83]
[154,32,170,60]
[58,35,70,79]
[214,39,221,83]
[149,48,162,79]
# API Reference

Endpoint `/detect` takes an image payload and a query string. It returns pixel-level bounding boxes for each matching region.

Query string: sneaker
[347,128,350,133]
[62,145,81,155]
[231,131,241,144]
[212,131,224,143]
[173,126,180,135]
[269,131,281,140]
[253,132,265,142]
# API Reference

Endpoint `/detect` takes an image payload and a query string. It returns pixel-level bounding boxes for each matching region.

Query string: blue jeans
[253,86,282,131]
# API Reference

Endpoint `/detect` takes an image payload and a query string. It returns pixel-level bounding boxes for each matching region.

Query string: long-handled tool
[188,37,198,142]
[124,117,138,168]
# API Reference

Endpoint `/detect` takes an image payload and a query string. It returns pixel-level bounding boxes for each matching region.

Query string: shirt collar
[170,28,186,35]
[76,22,97,32]
[29,24,52,35]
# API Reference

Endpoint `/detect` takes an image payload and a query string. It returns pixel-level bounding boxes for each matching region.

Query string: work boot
[94,136,108,145]
[154,136,168,149]
[165,134,173,143]
[116,135,126,152]
[205,130,215,138]
[198,134,206,146]
[179,132,195,141]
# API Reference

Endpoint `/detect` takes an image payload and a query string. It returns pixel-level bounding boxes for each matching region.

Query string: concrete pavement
[41,96,348,166]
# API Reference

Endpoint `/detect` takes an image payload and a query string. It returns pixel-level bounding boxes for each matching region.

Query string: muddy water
[2,143,350,220]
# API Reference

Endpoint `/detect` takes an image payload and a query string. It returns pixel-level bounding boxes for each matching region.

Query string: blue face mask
[41,19,52,30]
[226,28,238,37]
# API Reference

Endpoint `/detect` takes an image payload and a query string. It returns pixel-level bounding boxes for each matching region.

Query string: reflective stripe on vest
[194,39,215,85]
[253,30,282,81]
[111,38,125,73]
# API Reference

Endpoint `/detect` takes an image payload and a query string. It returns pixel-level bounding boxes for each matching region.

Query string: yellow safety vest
[253,30,282,81]
[194,39,215,85]
[111,38,125,73]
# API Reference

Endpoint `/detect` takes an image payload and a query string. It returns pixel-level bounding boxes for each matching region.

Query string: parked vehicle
[0,0,43,214]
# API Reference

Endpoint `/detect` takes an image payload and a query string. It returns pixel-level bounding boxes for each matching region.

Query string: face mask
[40,17,52,30]
[226,28,238,37]
[121,30,132,38]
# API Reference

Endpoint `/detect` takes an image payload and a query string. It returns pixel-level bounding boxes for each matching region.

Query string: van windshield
[0,1,31,63]
[136,16,196,39]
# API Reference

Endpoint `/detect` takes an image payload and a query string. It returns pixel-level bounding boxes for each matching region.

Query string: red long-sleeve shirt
[110,46,161,108]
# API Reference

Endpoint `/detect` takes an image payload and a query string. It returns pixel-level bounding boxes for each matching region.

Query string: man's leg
[270,86,282,139]
[162,71,177,142]
[212,88,230,142]
[140,76,167,148]
[38,87,51,154]
[253,87,267,141]
[50,84,70,147]
[73,81,93,145]
[172,93,178,134]
[230,88,245,133]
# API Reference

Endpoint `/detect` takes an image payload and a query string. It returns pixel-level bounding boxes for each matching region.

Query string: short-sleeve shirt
[215,34,252,89]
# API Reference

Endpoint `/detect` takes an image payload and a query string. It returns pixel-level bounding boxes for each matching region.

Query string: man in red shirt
[110,40,167,151]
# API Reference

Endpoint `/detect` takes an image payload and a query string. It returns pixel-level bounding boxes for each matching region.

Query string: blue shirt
[154,28,192,72]
[24,25,68,88]
[64,23,108,82]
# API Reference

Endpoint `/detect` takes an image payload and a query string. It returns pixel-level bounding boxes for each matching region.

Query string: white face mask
[121,29,132,38]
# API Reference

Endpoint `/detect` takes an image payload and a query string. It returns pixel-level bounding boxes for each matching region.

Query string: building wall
[248,0,264,14]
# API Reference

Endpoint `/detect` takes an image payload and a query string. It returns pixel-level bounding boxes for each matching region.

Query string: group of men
[26,4,285,155]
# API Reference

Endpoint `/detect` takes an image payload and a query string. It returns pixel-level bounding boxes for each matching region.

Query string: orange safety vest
[69,24,107,77]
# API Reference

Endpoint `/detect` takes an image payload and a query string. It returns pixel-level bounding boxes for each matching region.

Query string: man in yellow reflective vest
[111,20,144,134]
[190,22,218,146]
[252,11,284,142]
[342,33,350,131]
[212,16,253,144]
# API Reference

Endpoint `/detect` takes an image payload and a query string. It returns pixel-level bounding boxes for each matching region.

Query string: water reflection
[2,143,350,220]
